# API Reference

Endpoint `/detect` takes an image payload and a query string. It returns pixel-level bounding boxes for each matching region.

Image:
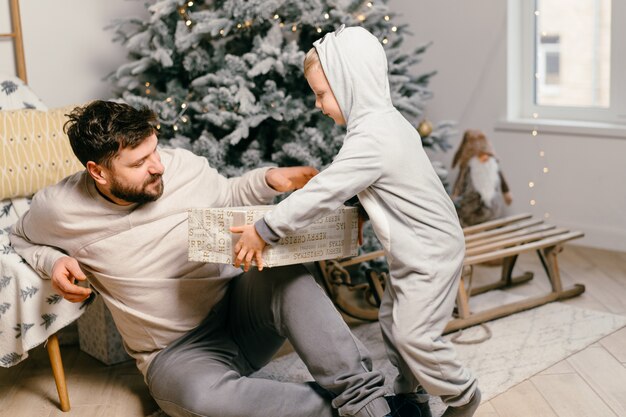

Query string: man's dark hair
[64,100,157,168]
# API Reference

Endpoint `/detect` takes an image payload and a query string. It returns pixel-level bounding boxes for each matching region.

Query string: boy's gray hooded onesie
[257,26,478,407]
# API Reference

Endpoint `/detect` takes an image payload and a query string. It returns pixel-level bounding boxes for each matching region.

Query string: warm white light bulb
[529,182,534,188]
[543,167,549,173]
[532,130,538,136]
[384,15,390,21]
[186,20,192,26]
[274,14,279,20]
[316,27,322,33]
[181,103,187,109]
[382,38,388,44]
[530,199,536,206]
[324,13,330,19]
[391,26,397,32]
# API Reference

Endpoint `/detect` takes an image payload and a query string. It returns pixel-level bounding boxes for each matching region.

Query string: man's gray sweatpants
[146,264,390,417]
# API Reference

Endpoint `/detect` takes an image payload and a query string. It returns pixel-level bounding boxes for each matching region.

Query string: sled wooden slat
[464,218,544,243]
[465,223,556,249]
[317,214,585,330]
[465,228,571,257]
[463,213,532,235]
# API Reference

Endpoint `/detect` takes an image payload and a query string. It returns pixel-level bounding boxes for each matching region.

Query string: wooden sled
[316,213,585,331]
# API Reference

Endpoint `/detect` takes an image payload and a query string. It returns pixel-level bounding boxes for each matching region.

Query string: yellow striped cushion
[1,106,84,199]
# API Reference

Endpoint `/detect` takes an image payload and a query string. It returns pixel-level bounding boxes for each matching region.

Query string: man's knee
[150,369,239,417]
[271,264,326,306]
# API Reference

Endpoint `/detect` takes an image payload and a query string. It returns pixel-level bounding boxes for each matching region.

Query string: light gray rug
[146,292,626,417]
[254,292,626,416]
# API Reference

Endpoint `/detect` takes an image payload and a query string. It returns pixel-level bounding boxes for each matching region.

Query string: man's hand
[265,166,319,193]
[230,224,267,272]
[51,256,92,303]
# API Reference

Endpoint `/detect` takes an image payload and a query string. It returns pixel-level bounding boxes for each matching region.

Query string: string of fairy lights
[529,7,550,220]
[141,1,399,132]
[529,115,551,220]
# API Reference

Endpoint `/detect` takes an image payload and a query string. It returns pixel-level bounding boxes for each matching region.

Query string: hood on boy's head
[313,25,393,129]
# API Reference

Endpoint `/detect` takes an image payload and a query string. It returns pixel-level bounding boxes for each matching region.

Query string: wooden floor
[1,245,625,417]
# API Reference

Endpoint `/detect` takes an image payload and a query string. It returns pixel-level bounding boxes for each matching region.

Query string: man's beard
[110,174,164,204]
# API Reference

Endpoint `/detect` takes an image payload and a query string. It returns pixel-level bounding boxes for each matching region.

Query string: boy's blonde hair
[303,47,322,77]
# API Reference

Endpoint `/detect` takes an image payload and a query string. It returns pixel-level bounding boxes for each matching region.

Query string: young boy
[231,26,481,417]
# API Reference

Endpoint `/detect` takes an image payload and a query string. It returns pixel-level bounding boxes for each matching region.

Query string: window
[537,34,561,94]
[510,0,626,126]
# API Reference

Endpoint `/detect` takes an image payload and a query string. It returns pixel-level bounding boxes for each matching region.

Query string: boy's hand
[265,166,319,192]
[230,224,267,272]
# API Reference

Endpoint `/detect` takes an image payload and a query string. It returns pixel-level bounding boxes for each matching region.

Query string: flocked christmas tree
[109,0,455,255]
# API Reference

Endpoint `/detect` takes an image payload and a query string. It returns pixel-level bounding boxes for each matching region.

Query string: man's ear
[86,161,108,185]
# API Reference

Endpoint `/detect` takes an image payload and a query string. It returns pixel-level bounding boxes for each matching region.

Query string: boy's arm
[256,134,382,244]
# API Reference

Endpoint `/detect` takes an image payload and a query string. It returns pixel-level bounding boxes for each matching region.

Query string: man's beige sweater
[10,148,280,376]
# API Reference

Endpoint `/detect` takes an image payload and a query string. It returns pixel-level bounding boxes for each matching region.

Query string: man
[10,101,391,417]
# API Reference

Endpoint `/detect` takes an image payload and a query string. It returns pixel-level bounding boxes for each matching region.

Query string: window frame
[510,0,626,126]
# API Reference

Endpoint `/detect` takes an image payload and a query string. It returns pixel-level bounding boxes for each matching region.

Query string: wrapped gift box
[77,295,131,365]
[188,205,358,267]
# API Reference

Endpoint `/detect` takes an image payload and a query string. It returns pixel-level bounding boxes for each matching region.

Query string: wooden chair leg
[46,333,70,412]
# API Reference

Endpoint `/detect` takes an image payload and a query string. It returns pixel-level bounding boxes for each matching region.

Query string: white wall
[388,0,626,252]
[2,0,624,251]
[0,0,146,107]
